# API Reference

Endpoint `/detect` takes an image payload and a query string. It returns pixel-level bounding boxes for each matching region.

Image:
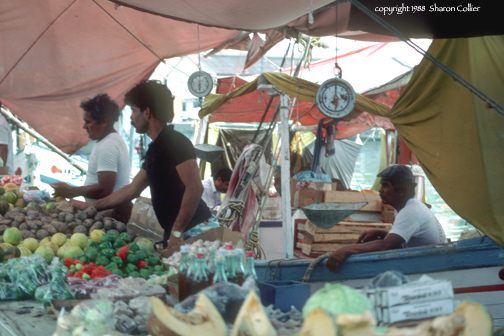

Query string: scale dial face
[187,71,214,97]
[315,78,356,119]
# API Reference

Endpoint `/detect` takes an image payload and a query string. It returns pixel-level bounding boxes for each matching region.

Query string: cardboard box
[377,298,454,324]
[160,227,244,260]
[127,197,164,241]
[377,279,453,307]
[0,167,8,175]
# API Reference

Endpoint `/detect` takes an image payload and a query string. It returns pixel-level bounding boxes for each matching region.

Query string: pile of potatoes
[0,201,132,241]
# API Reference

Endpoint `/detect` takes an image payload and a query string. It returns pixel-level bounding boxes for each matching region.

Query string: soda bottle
[212,249,228,284]
[225,249,238,284]
[234,248,246,285]
[244,251,258,282]
[177,245,190,301]
[191,252,210,294]
[207,246,217,284]
[184,252,197,298]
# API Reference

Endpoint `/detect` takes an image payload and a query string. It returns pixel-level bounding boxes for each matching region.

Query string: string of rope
[197,24,201,71]
[302,252,331,282]
[245,230,267,260]
[350,0,504,116]
[217,198,244,228]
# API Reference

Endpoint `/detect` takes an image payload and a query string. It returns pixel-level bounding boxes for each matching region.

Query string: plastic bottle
[234,248,246,285]
[212,249,228,284]
[191,252,210,294]
[177,245,190,301]
[224,247,238,284]
[244,251,258,282]
[184,252,197,298]
[207,246,217,284]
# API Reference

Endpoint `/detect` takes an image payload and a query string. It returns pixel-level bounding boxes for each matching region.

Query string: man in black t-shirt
[72,80,213,249]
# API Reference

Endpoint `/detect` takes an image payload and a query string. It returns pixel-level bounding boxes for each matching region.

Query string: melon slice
[230,290,277,336]
[298,308,338,336]
[147,294,226,336]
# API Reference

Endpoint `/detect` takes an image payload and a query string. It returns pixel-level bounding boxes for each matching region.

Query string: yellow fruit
[69,233,88,250]
[55,197,66,203]
[16,191,24,200]
[3,191,17,204]
[21,238,39,252]
[8,203,14,210]
[3,227,22,246]
[19,246,32,256]
[90,229,105,243]
[40,237,52,246]
[14,198,26,208]
[43,241,59,255]
[52,233,67,247]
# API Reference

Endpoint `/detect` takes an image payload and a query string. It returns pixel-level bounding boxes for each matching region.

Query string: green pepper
[128,271,140,278]
[105,262,119,272]
[119,232,131,243]
[139,268,152,279]
[95,256,110,267]
[111,256,123,267]
[100,232,118,243]
[153,265,165,273]
[76,255,88,264]
[101,248,115,258]
[87,240,99,249]
[125,254,139,265]
[134,250,150,261]
[113,238,126,249]
[127,242,139,252]
[148,256,160,266]
[99,241,113,250]
[111,268,124,277]
[125,263,138,273]
[84,247,99,261]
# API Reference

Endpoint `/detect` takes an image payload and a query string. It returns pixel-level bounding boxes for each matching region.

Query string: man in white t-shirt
[326,164,447,272]
[202,167,232,211]
[0,104,14,175]
[51,94,131,223]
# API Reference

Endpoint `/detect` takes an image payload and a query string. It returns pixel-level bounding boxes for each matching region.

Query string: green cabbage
[302,283,371,318]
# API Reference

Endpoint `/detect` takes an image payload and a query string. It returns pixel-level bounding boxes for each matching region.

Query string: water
[349,134,474,242]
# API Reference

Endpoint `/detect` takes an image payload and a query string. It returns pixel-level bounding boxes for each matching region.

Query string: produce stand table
[0,300,56,336]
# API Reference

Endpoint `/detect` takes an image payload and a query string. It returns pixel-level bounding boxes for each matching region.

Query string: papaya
[148,294,226,336]
[230,290,277,336]
[299,308,338,336]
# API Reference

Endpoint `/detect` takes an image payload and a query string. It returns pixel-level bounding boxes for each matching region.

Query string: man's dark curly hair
[80,94,120,125]
[124,80,174,123]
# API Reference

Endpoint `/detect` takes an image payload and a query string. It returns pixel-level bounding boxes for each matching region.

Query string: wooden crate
[299,220,392,257]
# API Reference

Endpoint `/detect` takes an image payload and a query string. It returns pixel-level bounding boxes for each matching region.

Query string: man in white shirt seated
[326,164,447,272]
[202,167,232,212]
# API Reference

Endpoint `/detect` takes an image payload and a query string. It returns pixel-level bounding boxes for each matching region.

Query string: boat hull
[255,237,504,329]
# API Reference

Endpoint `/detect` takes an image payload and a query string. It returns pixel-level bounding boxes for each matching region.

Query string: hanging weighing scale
[187,70,214,98]
[315,76,356,119]
[301,32,366,229]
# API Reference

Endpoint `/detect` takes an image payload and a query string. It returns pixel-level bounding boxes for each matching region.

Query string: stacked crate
[297,220,392,257]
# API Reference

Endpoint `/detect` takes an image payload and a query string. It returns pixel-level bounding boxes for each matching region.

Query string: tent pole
[279,93,293,258]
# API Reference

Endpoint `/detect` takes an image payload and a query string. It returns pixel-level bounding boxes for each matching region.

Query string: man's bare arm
[51,171,116,199]
[326,233,405,272]
[72,170,148,211]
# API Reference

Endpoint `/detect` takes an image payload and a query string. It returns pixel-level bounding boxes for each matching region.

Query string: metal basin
[194,144,225,163]
[301,202,367,229]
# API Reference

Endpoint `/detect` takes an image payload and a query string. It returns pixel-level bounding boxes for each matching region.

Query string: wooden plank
[305,220,392,235]
[323,191,383,212]
[303,231,360,244]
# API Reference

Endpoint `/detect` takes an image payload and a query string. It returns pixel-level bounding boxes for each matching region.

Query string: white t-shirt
[388,198,447,248]
[0,115,13,175]
[202,177,221,209]
[84,132,130,202]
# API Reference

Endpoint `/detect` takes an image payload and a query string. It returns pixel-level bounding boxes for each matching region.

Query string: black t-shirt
[142,125,211,234]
